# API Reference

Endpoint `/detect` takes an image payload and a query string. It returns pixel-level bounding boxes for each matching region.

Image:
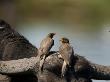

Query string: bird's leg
[39,55,46,73]
[38,49,43,58]
[61,61,67,77]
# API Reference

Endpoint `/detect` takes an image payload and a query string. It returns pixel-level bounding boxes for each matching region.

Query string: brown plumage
[39,33,56,72]
[59,37,74,77]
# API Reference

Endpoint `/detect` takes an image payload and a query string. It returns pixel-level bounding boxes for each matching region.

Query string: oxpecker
[59,37,74,77]
[39,33,56,73]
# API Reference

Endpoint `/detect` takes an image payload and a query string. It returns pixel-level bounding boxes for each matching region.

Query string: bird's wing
[42,38,54,55]
[59,44,74,65]
[40,38,47,48]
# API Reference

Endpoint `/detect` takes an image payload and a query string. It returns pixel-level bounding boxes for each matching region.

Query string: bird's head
[0,19,10,29]
[60,37,69,44]
[48,33,56,38]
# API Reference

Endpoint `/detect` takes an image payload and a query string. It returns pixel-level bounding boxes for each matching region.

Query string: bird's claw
[58,54,62,59]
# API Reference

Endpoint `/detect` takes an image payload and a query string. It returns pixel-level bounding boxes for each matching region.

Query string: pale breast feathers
[59,44,73,65]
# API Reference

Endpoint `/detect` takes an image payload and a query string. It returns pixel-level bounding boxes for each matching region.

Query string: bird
[39,33,56,73]
[59,37,74,77]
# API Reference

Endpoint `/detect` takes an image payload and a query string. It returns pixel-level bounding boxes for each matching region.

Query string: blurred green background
[0,0,110,26]
[0,0,110,82]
